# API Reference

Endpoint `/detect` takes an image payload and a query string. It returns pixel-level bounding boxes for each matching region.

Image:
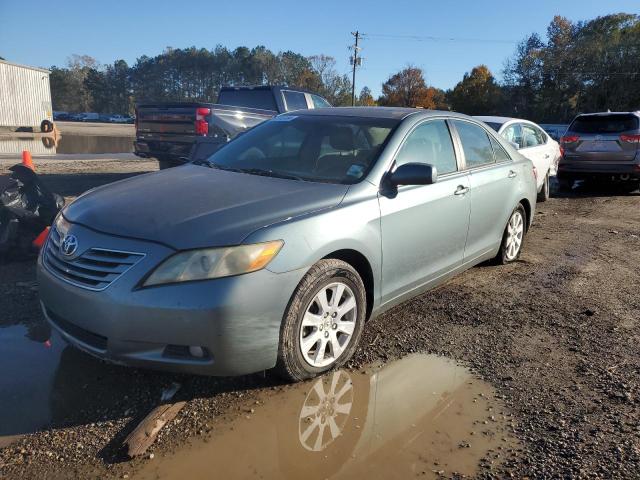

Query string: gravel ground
[0,159,638,479]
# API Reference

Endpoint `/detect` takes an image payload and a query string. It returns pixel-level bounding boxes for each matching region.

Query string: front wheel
[276,259,366,382]
[496,204,526,264]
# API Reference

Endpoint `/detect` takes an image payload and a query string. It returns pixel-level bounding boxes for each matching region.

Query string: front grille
[47,308,108,351]
[44,226,145,291]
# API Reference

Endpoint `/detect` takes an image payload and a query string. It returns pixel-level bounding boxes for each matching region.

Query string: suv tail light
[195,107,210,136]
[560,135,580,144]
[620,134,640,144]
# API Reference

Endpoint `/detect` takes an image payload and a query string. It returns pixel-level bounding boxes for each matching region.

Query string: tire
[158,158,176,170]
[537,172,550,202]
[276,259,366,382]
[496,204,526,265]
[40,120,53,133]
[557,176,573,191]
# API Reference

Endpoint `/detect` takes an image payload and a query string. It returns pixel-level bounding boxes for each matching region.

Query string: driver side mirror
[389,163,438,186]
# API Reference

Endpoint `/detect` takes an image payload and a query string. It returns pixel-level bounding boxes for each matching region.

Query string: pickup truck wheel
[40,120,53,133]
[158,159,175,170]
[496,204,526,265]
[276,259,366,382]
[537,172,550,202]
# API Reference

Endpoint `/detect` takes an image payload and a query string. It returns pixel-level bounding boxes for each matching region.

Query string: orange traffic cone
[22,150,34,170]
[32,226,50,250]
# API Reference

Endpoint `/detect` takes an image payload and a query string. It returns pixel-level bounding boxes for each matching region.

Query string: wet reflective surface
[0,134,133,155]
[137,354,517,480]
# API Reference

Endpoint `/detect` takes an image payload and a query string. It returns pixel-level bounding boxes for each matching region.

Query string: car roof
[290,106,470,121]
[574,111,640,118]
[474,115,527,126]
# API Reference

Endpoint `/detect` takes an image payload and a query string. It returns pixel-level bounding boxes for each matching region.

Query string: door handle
[454,185,469,195]
[508,170,517,178]
[544,153,550,159]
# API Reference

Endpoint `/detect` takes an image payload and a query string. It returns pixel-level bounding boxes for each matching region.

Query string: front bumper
[37,225,306,376]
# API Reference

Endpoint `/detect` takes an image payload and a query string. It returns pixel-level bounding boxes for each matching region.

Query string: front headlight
[143,240,284,286]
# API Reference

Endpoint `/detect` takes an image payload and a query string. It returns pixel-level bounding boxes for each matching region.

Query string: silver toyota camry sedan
[38,107,537,381]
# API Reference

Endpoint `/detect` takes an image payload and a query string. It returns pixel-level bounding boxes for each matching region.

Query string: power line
[362,33,520,44]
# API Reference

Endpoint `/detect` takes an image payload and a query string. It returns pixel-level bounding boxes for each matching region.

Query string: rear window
[570,114,639,134]
[217,89,278,111]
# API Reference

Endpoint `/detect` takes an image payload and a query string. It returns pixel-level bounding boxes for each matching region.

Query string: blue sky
[1,0,637,96]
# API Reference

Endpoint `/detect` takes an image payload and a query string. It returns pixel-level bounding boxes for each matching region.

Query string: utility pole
[350,31,362,106]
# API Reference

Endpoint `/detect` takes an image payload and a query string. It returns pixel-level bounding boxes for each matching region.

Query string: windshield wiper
[234,168,304,181]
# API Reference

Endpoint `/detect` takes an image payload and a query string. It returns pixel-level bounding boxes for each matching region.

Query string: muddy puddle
[137,354,517,480]
[0,134,133,155]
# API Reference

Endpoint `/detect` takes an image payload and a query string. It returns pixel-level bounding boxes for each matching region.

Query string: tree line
[48,13,639,123]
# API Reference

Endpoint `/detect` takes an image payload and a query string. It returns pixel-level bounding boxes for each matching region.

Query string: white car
[475,116,561,202]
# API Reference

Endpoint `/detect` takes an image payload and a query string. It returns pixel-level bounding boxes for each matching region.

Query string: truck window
[217,89,278,111]
[311,94,331,109]
[283,91,309,111]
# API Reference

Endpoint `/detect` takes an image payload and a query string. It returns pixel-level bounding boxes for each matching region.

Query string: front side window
[283,91,309,111]
[454,120,495,168]
[205,115,398,184]
[394,120,457,175]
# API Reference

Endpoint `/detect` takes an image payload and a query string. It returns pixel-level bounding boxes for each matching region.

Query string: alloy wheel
[298,370,354,451]
[299,282,357,368]
[505,210,524,261]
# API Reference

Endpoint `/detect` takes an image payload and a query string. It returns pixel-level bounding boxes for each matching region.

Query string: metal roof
[0,59,50,75]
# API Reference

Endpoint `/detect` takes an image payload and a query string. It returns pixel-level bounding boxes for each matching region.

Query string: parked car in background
[540,124,568,141]
[53,111,70,121]
[475,116,561,202]
[79,113,99,122]
[108,114,130,123]
[557,112,640,191]
[134,85,332,169]
[39,107,537,381]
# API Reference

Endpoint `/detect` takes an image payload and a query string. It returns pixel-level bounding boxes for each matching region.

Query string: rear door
[453,120,516,261]
[564,114,639,162]
[520,123,551,189]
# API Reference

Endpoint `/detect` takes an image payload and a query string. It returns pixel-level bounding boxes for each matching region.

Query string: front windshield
[203,115,399,184]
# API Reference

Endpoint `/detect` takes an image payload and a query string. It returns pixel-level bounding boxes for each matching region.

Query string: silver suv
[558,112,640,190]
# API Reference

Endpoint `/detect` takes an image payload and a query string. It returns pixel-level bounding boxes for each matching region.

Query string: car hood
[63,165,349,250]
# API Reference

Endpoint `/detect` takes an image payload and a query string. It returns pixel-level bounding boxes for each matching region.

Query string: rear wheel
[557,175,573,192]
[277,259,366,382]
[537,172,550,202]
[496,204,526,264]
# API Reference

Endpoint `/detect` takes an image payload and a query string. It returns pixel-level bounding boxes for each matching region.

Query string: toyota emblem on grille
[60,234,79,256]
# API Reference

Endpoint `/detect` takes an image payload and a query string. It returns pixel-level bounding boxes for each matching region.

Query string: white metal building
[0,60,53,132]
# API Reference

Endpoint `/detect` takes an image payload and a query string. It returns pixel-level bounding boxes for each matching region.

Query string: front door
[379,119,471,305]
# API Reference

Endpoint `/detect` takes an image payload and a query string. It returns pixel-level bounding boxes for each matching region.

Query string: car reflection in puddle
[0,134,133,155]
[138,354,518,479]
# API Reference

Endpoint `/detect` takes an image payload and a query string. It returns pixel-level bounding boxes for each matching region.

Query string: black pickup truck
[134,86,332,168]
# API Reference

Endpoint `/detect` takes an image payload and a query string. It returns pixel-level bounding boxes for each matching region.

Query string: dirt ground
[0,158,638,479]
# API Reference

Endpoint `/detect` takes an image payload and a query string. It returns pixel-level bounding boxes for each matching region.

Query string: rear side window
[502,124,523,149]
[570,114,639,134]
[489,135,511,162]
[522,124,543,148]
[283,91,309,111]
[311,94,332,108]
[217,89,278,111]
[395,120,458,175]
[454,121,494,168]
